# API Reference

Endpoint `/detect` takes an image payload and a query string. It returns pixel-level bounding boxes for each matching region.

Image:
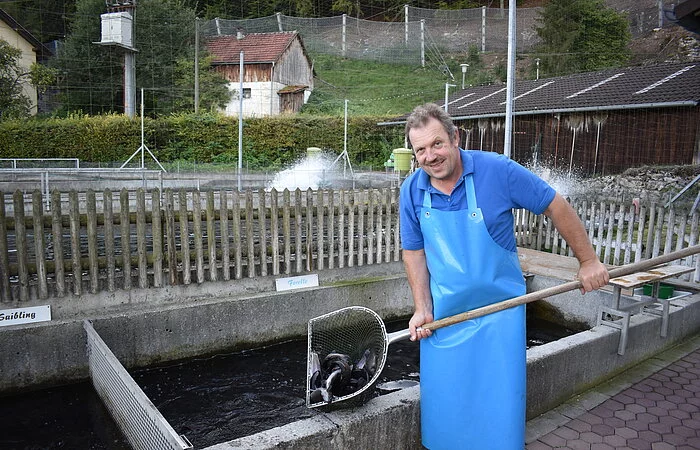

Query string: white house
[0,9,52,116]
[206,31,314,117]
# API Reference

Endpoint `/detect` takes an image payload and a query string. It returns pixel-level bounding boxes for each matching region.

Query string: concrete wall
[204,285,700,450]
[0,262,412,394]
[3,258,699,449]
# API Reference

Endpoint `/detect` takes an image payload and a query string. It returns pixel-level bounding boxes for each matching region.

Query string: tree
[534,0,631,77]
[173,54,230,112]
[0,40,32,120]
[52,0,222,115]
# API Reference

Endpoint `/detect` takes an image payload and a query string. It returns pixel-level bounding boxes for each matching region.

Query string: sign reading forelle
[0,305,51,327]
[275,274,319,292]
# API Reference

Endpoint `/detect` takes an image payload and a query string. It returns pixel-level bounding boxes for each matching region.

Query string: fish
[309,348,379,404]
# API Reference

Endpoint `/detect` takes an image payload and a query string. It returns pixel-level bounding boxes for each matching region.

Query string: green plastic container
[392,148,413,171]
[643,283,674,299]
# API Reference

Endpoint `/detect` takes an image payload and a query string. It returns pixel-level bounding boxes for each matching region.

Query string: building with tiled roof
[206,31,314,117]
[385,62,700,176]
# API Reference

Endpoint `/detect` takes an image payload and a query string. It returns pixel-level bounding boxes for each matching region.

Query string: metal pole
[420,19,425,67]
[342,14,347,58]
[344,99,348,177]
[404,4,409,47]
[124,52,136,118]
[140,88,145,169]
[503,0,516,158]
[238,51,244,191]
[444,84,455,111]
[194,17,199,114]
[481,6,486,52]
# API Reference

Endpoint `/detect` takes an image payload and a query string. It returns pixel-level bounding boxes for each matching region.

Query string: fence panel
[1,189,698,304]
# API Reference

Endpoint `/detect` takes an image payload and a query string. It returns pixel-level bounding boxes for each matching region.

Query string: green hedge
[0,113,405,171]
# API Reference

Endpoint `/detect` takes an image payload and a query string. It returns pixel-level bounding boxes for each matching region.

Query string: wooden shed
[386,62,700,176]
[206,31,314,117]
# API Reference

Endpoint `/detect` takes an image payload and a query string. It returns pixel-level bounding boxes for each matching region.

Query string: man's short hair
[404,103,457,148]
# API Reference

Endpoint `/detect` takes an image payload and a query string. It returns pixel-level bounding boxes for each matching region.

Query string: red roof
[206,31,300,64]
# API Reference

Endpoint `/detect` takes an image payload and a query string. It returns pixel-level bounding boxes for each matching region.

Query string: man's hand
[409,310,434,341]
[577,258,609,294]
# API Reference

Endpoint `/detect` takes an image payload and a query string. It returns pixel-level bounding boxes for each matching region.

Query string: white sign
[275,274,319,292]
[0,305,51,327]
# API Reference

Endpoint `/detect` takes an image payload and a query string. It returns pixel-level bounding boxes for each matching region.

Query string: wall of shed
[223,80,287,117]
[456,106,700,175]
[273,38,314,90]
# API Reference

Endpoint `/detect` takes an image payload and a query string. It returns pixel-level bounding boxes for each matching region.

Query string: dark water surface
[0,317,576,449]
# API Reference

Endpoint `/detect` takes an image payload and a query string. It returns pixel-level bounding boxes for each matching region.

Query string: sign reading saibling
[0,305,51,327]
[275,274,319,292]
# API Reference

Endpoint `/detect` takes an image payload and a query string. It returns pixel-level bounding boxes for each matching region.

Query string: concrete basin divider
[1,253,699,449]
[204,276,700,449]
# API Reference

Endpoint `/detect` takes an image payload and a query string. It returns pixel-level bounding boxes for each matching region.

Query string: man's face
[408,117,460,181]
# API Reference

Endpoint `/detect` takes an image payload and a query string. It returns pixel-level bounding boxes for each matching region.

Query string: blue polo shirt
[399,150,556,252]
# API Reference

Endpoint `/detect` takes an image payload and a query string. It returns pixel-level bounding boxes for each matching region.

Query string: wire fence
[199,1,674,67]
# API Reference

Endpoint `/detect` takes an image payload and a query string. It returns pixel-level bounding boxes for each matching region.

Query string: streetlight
[535,58,540,80]
[460,63,469,89]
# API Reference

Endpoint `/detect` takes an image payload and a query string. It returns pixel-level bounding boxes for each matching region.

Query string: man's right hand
[409,310,434,341]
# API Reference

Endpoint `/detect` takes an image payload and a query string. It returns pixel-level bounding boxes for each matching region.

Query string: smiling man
[399,103,608,449]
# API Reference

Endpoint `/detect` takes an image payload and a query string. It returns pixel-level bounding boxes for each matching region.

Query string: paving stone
[650,442,675,450]
[525,441,552,450]
[540,432,567,447]
[525,346,700,450]
[553,426,579,440]
[567,418,593,433]
[637,430,662,442]
[617,426,640,439]
[672,425,697,438]
[580,431,603,443]
[669,408,692,420]
[602,433,627,446]
[590,423,615,436]
[635,412,660,424]
[615,409,638,421]
[626,403,647,414]
[567,439,593,450]
[579,412,604,425]
[628,438,654,449]
[590,443,614,450]
[627,419,652,432]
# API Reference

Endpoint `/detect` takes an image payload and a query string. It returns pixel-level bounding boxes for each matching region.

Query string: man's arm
[402,249,435,341]
[543,193,609,293]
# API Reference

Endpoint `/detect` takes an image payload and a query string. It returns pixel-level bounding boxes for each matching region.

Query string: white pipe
[238,51,244,191]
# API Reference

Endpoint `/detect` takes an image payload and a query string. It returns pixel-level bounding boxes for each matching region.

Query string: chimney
[236,30,245,40]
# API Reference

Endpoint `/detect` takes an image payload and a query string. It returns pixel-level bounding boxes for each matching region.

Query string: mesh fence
[199,1,675,67]
[84,320,192,450]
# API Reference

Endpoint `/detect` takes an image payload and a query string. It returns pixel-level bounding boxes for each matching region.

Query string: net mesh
[306,306,389,409]
[84,320,192,450]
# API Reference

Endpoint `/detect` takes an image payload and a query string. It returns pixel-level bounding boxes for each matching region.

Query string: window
[232,88,252,100]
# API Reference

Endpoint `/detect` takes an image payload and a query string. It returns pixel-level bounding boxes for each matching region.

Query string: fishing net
[306,306,389,410]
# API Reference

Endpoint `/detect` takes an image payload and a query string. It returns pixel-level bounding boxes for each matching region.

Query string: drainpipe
[270,62,275,116]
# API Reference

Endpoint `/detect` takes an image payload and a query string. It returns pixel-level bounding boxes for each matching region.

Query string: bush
[0,113,405,171]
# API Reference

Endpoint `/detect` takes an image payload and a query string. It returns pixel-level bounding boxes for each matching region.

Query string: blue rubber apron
[419,174,526,450]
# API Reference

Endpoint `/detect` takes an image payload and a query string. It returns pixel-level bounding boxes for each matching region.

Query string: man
[399,103,608,449]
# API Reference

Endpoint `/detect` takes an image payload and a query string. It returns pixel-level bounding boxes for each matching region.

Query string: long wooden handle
[422,244,700,332]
